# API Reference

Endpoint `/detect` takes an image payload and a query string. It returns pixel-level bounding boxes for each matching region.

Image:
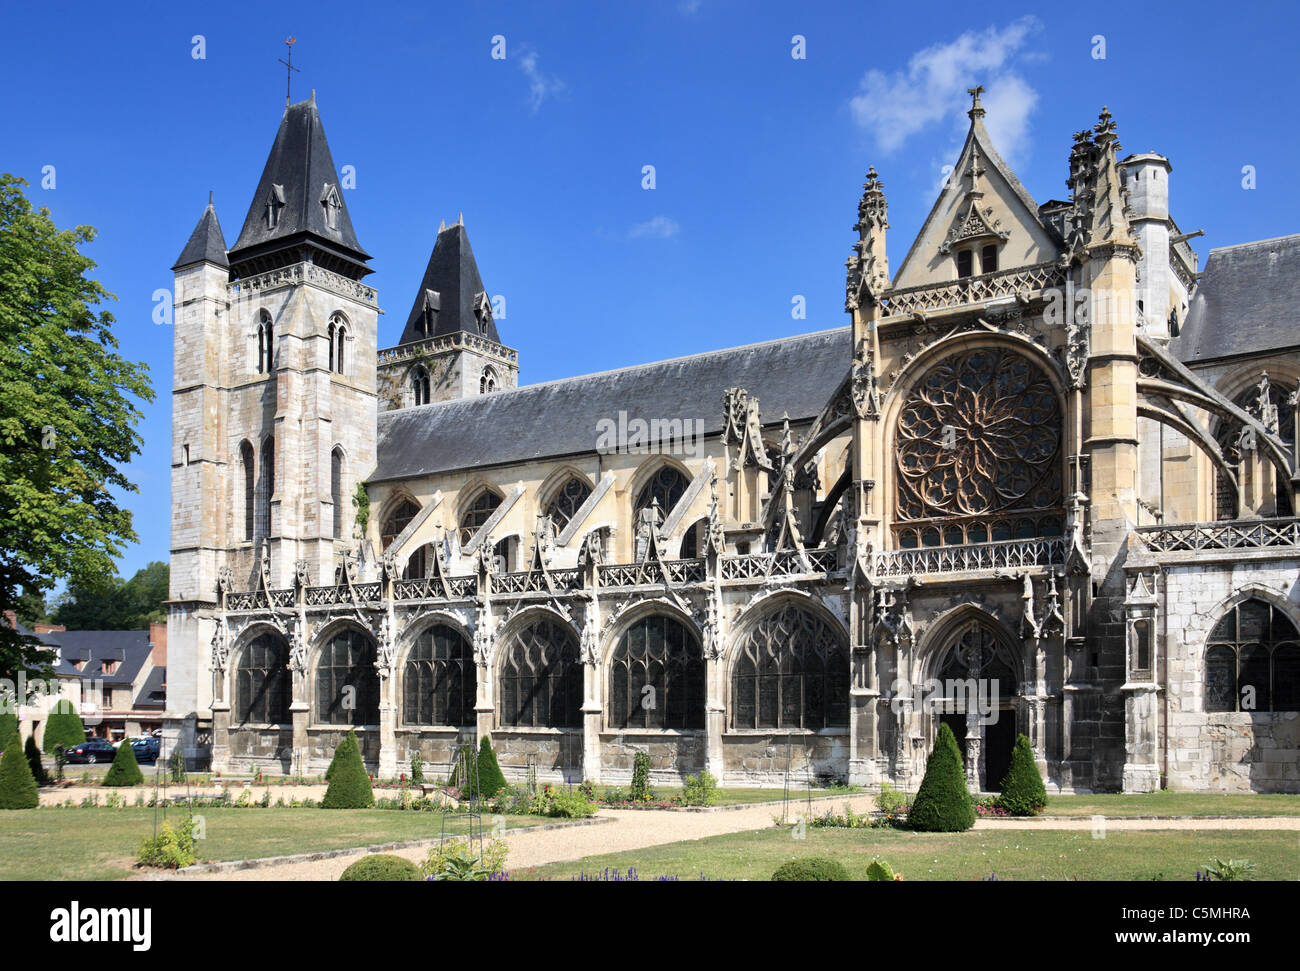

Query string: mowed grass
[594,785,857,805]
[516,827,1300,881]
[0,808,547,881]
[1042,792,1300,817]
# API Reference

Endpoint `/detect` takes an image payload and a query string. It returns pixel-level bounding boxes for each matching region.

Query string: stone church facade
[164,89,1300,793]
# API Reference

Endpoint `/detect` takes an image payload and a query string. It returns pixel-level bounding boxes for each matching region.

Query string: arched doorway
[930,617,1021,792]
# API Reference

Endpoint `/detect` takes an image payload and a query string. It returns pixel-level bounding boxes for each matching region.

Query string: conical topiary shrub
[906,722,975,832]
[324,730,356,782]
[473,736,507,798]
[42,699,86,756]
[322,730,374,808]
[24,735,49,786]
[0,711,16,744]
[0,733,39,809]
[997,733,1047,816]
[102,738,144,786]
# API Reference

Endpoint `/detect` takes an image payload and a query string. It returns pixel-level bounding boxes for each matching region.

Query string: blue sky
[3,0,1298,584]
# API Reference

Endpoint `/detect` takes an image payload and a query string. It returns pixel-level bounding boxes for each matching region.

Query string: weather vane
[278,37,300,106]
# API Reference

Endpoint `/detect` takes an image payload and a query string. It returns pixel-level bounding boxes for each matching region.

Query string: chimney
[1,610,15,631]
[34,624,66,635]
[149,621,168,667]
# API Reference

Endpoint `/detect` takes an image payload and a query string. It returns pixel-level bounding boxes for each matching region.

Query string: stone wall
[1161,556,1300,792]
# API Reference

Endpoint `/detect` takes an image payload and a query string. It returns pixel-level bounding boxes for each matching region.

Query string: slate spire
[227,96,371,280]
[172,193,229,271]
[398,221,500,344]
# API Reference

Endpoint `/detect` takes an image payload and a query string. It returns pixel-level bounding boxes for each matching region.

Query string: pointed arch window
[459,488,503,546]
[544,476,592,532]
[480,366,498,395]
[316,628,380,725]
[404,624,475,726]
[320,183,341,231]
[732,603,849,730]
[1205,599,1300,713]
[256,436,275,539]
[610,614,705,730]
[328,313,347,375]
[381,497,426,579]
[1214,379,1295,520]
[240,440,255,542]
[635,466,689,521]
[257,311,274,374]
[330,447,345,540]
[499,617,582,728]
[235,632,291,725]
[412,365,431,406]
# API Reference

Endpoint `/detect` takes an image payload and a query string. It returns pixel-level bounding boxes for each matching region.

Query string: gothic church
[165,89,1300,793]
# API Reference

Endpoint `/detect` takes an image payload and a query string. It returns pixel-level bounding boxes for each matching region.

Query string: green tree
[997,733,1047,816]
[51,561,169,630]
[102,737,143,786]
[0,173,153,681]
[0,732,38,809]
[906,722,975,832]
[322,730,374,808]
[0,710,15,743]
[41,699,85,756]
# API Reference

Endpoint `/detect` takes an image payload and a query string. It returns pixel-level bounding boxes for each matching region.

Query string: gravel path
[136,797,1300,882]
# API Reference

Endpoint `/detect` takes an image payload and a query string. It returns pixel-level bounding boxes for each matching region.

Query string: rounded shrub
[339,854,421,882]
[102,738,144,786]
[322,730,374,808]
[906,722,975,832]
[997,733,1047,816]
[771,857,850,881]
[42,700,86,756]
[0,733,39,809]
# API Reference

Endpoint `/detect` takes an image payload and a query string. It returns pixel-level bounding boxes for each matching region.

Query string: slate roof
[44,631,153,686]
[397,223,500,344]
[227,96,371,277]
[172,198,229,270]
[1174,234,1300,364]
[133,667,166,710]
[373,326,852,481]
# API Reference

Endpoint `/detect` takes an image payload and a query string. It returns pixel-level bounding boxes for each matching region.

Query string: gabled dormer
[892,87,1061,290]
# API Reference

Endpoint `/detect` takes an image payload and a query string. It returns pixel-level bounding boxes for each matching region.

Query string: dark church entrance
[983,712,1015,791]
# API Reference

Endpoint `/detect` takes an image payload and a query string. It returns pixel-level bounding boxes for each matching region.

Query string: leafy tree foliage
[50,561,169,630]
[0,174,153,681]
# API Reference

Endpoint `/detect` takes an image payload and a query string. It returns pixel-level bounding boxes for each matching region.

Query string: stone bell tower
[165,93,379,766]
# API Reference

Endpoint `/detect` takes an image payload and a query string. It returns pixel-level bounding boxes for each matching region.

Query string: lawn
[594,785,859,806]
[0,808,547,881]
[1042,792,1300,817]
[515,827,1300,881]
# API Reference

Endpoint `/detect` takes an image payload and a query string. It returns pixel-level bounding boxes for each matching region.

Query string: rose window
[895,348,1062,547]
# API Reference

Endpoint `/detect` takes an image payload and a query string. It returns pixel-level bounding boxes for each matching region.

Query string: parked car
[130,737,160,764]
[63,738,118,764]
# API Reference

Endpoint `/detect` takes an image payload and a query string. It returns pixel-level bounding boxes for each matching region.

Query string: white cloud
[518,47,567,113]
[849,17,1041,162]
[628,216,681,240]
[678,0,703,14]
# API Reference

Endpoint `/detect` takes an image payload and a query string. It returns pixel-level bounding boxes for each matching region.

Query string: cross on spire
[967,84,986,120]
[278,37,300,107]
